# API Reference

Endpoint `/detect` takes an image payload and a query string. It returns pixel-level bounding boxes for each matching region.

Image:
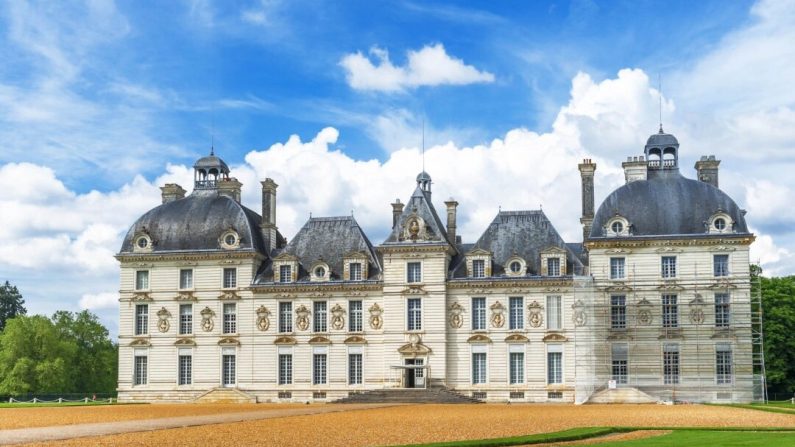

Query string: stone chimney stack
[578,159,597,242]
[391,199,404,229]
[695,155,720,188]
[260,178,278,252]
[444,198,459,244]
[217,177,242,202]
[622,156,647,184]
[160,183,186,204]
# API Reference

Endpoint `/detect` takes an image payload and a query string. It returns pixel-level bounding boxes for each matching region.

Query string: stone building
[116,128,760,403]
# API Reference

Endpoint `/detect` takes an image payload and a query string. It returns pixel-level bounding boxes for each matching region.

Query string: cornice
[117,251,263,263]
[251,282,382,294]
[585,235,754,250]
[447,278,573,290]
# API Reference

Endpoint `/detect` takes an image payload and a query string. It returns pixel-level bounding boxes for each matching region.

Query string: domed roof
[590,171,748,238]
[119,190,265,254]
[193,154,229,172]
[416,171,432,183]
[646,129,679,147]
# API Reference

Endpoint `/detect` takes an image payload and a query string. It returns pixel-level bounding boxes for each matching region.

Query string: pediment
[274,336,297,345]
[308,336,332,345]
[398,342,432,356]
[218,337,240,346]
[708,279,737,289]
[131,292,152,302]
[504,333,529,343]
[273,253,299,261]
[174,291,196,301]
[218,290,241,300]
[344,335,367,344]
[466,247,492,256]
[656,281,684,291]
[542,333,568,342]
[467,334,492,343]
[344,250,369,259]
[174,338,196,346]
[401,285,426,295]
[129,338,151,347]
[541,246,566,254]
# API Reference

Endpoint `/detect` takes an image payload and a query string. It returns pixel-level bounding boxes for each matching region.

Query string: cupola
[193,148,230,189]
[644,126,679,171]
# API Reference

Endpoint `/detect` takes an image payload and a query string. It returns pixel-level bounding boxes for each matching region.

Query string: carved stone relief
[635,298,652,326]
[528,300,544,328]
[369,303,383,330]
[295,304,310,331]
[200,307,215,332]
[689,294,705,325]
[571,299,587,327]
[490,300,505,328]
[448,302,464,329]
[156,307,171,333]
[256,305,271,331]
[330,303,345,330]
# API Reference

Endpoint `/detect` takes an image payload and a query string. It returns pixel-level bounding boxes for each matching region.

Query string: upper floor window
[313,301,327,333]
[472,260,486,278]
[509,297,524,330]
[610,258,625,280]
[610,295,626,329]
[662,294,678,328]
[279,302,292,333]
[135,270,149,290]
[223,268,237,288]
[179,304,192,335]
[547,257,561,277]
[661,256,677,278]
[407,262,422,283]
[407,298,422,331]
[714,255,729,277]
[135,304,148,335]
[279,264,292,283]
[472,297,486,330]
[349,262,363,281]
[715,293,731,328]
[546,295,562,330]
[179,269,193,290]
[349,300,363,332]
[223,303,237,334]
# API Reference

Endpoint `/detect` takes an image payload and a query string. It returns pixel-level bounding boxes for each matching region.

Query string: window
[179,304,192,335]
[179,269,193,289]
[222,350,236,386]
[135,270,149,290]
[611,221,624,234]
[279,302,292,333]
[715,293,731,328]
[224,233,237,246]
[135,304,148,335]
[472,297,486,330]
[610,295,626,329]
[407,262,422,283]
[716,344,733,385]
[663,344,680,384]
[509,349,524,384]
[611,344,628,384]
[509,297,524,330]
[223,303,236,334]
[279,264,292,283]
[223,268,237,288]
[349,300,363,332]
[313,353,327,385]
[472,259,485,278]
[407,298,422,331]
[349,262,362,281]
[314,266,326,279]
[610,258,625,279]
[278,353,292,385]
[662,295,678,328]
[547,257,561,276]
[510,261,522,274]
[661,256,677,278]
[547,345,563,384]
[136,237,149,249]
[472,352,487,384]
[546,296,562,330]
[133,352,147,385]
[178,350,192,385]
[714,218,726,231]
[714,255,729,277]
[348,352,363,385]
[313,301,327,333]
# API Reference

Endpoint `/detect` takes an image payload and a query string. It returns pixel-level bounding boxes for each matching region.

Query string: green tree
[758,273,795,396]
[52,310,118,393]
[0,281,26,331]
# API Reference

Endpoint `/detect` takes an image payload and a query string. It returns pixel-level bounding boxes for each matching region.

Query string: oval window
[611,221,624,234]
[714,218,726,230]
[510,261,522,273]
[315,266,326,278]
[225,234,237,246]
[136,237,148,248]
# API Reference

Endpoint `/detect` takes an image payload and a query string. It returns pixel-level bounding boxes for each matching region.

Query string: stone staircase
[333,387,484,404]
[585,387,657,404]
[193,387,257,403]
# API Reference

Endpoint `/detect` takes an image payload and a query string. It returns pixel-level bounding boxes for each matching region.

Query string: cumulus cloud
[340,43,495,92]
[79,292,119,310]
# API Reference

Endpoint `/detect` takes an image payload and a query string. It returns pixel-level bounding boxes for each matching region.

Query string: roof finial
[658,73,664,134]
[421,118,425,173]
[210,134,215,156]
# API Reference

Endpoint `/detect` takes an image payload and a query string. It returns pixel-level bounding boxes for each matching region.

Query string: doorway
[404,358,425,388]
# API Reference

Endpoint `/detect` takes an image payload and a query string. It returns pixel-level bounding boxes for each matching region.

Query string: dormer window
[133,231,153,253]
[606,216,630,237]
[611,221,624,234]
[310,261,330,282]
[547,258,561,277]
[472,260,486,278]
[510,261,522,273]
[343,251,369,281]
[272,253,299,283]
[465,248,492,278]
[707,212,733,234]
[504,256,526,277]
[349,262,362,281]
[220,229,240,250]
[540,247,567,277]
[279,265,292,283]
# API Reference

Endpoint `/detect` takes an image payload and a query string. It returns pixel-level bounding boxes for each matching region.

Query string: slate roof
[382,186,452,246]
[590,169,749,238]
[451,210,584,277]
[119,189,267,254]
[253,216,381,283]
[646,131,679,147]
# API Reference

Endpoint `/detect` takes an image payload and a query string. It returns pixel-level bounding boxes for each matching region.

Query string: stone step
[333,387,483,404]
[193,387,257,403]
[586,387,657,404]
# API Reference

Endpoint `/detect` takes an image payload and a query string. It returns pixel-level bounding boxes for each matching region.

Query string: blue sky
[2,0,794,337]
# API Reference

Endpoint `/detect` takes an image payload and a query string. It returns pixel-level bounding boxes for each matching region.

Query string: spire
[658,73,664,134]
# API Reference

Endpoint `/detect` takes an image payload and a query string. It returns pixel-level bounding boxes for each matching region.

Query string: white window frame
[133,348,148,386]
[279,301,293,333]
[135,270,149,291]
[610,295,626,329]
[509,297,524,330]
[278,346,293,385]
[546,295,562,330]
[471,344,488,385]
[716,343,733,385]
[508,344,525,385]
[663,343,680,385]
[348,345,363,386]
[715,293,731,328]
[178,348,192,386]
[610,258,625,280]
[349,262,363,281]
[662,294,678,328]
[135,304,149,335]
[179,304,193,335]
[714,254,730,277]
[547,257,561,277]
[313,301,327,333]
[407,298,422,331]
[407,262,422,283]
[279,264,292,283]
[222,267,237,289]
[221,347,236,387]
[349,300,363,332]
[546,344,563,385]
[472,259,485,278]
[223,302,237,334]
[661,256,677,279]
[472,297,486,331]
[312,346,328,385]
[179,268,193,290]
[611,343,628,384]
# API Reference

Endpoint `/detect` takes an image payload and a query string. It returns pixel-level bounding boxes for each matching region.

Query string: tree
[0,281,26,331]
[52,310,118,393]
[758,273,795,396]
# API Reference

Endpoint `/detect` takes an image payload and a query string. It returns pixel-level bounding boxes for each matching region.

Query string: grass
[710,401,795,415]
[389,427,630,447]
[0,401,128,408]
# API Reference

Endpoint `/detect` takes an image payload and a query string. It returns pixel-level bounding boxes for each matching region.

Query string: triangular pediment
[541,246,566,254]
[466,247,492,256]
[272,253,299,262]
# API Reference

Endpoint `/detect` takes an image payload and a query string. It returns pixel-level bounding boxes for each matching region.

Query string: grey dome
[193,154,229,172]
[120,190,265,253]
[646,131,679,147]
[416,171,432,183]
[590,171,749,238]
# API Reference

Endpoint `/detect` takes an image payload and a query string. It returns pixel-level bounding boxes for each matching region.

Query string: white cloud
[79,292,119,310]
[340,43,495,92]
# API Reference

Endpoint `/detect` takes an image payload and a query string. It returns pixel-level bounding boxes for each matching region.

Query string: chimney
[391,199,404,229]
[622,156,647,184]
[444,198,459,244]
[160,183,186,204]
[217,177,242,202]
[695,155,720,188]
[578,159,597,241]
[260,178,278,252]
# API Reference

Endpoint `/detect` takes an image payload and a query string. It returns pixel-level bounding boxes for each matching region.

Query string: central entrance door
[404,358,425,388]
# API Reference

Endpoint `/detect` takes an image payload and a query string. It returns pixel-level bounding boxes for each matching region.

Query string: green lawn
[0,400,127,408]
[596,430,795,446]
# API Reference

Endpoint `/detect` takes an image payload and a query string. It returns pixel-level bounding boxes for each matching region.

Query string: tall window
[407,262,422,283]
[716,344,733,385]
[278,352,292,385]
[135,304,148,335]
[279,265,292,283]
[223,303,236,334]
[662,294,678,328]
[349,300,363,332]
[611,344,628,384]
[222,349,236,386]
[661,256,677,278]
[547,257,561,276]
[610,258,625,279]
[135,270,149,290]
[133,352,147,385]
[349,262,362,281]
[313,352,327,385]
[547,346,563,384]
[714,254,729,277]
[179,304,192,335]
[610,295,626,329]
[472,259,485,278]
[178,350,192,385]
[348,352,363,385]
[472,351,487,384]
[179,269,193,289]
[663,344,680,384]
[715,293,731,328]
[509,349,524,384]
[509,297,524,330]
[313,301,327,333]
[223,268,237,288]
[472,297,486,330]
[546,296,562,330]
[407,298,422,331]
[279,302,292,333]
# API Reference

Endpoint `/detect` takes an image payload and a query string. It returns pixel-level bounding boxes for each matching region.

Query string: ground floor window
[509,350,524,384]
[313,349,327,385]
[278,352,292,385]
[178,349,192,385]
[611,344,628,384]
[472,352,487,384]
[663,344,680,385]
[349,350,363,385]
[716,344,733,385]
[133,350,147,386]
[547,345,563,384]
[222,348,236,386]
